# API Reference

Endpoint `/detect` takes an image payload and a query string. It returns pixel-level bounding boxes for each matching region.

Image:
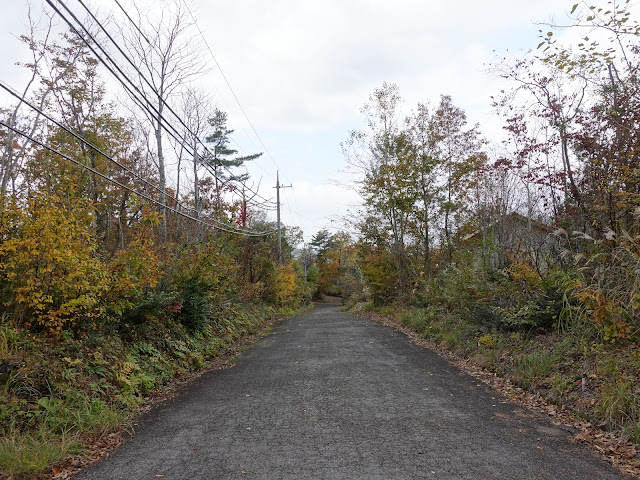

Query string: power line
[0,80,160,196]
[0,119,276,237]
[47,0,275,211]
[183,1,282,176]
[181,1,305,223]
[112,0,151,45]
[71,0,277,206]
[283,187,302,228]
[44,1,193,163]
[0,79,268,233]
[47,0,271,217]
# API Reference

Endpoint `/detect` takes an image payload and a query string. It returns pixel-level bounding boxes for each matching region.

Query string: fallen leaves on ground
[363,311,640,478]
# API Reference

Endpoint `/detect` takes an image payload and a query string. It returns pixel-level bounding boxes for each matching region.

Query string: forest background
[1,0,640,478]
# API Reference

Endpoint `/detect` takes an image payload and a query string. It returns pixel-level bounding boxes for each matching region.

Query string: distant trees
[310,229,335,260]
[305,229,360,300]
[342,85,484,303]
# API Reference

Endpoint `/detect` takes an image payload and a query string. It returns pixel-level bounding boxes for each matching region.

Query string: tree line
[0,1,310,336]
[331,1,640,343]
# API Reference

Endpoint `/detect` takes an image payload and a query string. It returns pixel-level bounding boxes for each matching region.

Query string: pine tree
[204,109,262,219]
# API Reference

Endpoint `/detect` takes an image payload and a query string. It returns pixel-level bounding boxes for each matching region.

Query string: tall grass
[0,430,83,477]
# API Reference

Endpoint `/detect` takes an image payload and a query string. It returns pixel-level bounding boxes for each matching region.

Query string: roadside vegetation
[0,299,300,478]
[2,0,640,477]
[0,3,314,478]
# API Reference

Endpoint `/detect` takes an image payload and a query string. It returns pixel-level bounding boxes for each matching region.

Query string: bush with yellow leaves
[0,195,109,334]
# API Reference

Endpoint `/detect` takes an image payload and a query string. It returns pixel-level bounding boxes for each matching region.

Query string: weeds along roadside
[0,303,303,479]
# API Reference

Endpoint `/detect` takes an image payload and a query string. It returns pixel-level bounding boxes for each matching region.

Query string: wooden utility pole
[274,171,292,265]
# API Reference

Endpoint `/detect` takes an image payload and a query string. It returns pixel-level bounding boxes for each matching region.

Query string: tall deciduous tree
[343,82,418,293]
[174,88,213,242]
[11,27,149,252]
[430,95,485,261]
[122,0,205,242]
[404,102,441,279]
[491,55,587,216]
[343,84,486,299]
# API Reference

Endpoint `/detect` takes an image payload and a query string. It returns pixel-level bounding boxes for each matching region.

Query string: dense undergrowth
[0,301,301,478]
[0,197,312,478]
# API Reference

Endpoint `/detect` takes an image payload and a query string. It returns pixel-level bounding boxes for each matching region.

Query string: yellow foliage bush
[0,195,109,333]
[504,260,541,295]
[107,238,161,315]
[274,262,298,306]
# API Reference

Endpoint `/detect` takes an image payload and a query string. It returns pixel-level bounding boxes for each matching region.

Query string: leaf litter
[363,311,640,478]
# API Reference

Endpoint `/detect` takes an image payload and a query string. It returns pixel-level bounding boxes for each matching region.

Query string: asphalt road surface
[74,304,627,479]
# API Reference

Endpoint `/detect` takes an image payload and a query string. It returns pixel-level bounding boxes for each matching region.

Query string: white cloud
[280,180,362,241]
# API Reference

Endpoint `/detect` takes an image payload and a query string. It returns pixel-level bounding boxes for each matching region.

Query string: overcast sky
[1,0,591,243]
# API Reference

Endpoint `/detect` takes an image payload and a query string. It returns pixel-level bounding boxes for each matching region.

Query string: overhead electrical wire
[110,0,265,180]
[43,1,200,169]
[45,0,270,218]
[42,0,308,238]
[179,0,305,229]
[69,0,276,208]
[0,119,275,237]
[0,80,161,197]
[45,0,274,215]
[0,80,272,234]
[182,1,281,177]
[112,0,151,45]
[4,0,277,236]
[108,0,309,234]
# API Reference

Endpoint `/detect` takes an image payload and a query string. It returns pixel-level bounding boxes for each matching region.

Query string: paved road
[75,305,626,479]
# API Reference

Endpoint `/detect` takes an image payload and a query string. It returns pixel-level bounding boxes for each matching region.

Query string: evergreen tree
[310,229,335,261]
[204,109,262,218]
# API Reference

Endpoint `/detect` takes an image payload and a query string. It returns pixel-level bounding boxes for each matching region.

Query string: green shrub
[598,378,640,434]
[477,334,498,349]
[0,317,22,359]
[400,308,437,335]
[471,304,504,329]
[0,196,111,334]
[35,392,120,436]
[120,291,176,327]
[178,281,212,332]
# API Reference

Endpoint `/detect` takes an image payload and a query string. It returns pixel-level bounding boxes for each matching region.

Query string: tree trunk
[445,165,453,262]
[155,96,167,243]
[423,209,431,280]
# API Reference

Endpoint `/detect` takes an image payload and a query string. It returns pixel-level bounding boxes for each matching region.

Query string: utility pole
[274,171,292,265]
[303,243,308,281]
